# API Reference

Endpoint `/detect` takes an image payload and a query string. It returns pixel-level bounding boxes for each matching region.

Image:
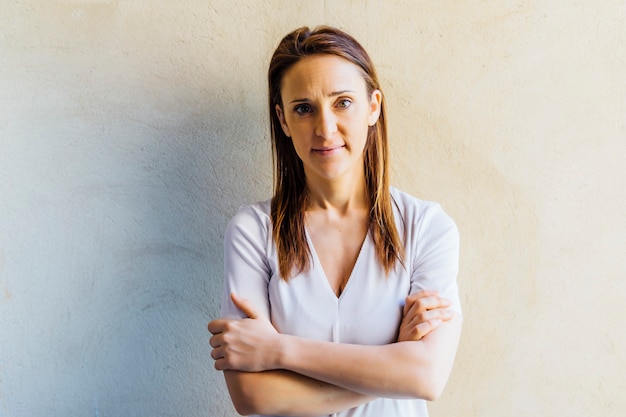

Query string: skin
[210,292,456,416]
[275,54,380,295]
[275,54,380,193]
[208,54,462,416]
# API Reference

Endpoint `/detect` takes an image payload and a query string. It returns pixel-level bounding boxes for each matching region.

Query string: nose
[314,108,338,139]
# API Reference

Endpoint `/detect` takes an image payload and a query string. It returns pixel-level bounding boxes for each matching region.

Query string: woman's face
[276,54,381,185]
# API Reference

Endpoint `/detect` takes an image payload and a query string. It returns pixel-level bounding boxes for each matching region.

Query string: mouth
[312,145,345,156]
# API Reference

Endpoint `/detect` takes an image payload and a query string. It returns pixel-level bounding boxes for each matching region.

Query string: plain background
[1,1,625,416]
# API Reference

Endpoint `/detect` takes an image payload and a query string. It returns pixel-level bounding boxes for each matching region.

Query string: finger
[209,333,223,348]
[404,295,434,317]
[439,297,452,308]
[404,290,440,315]
[405,290,438,309]
[415,319,443,339]
[207,319,226,335]
[410,289,439,299]
[210,346,223,360]
[412,295,452,313]
[409,309,454,325]
[214,357,230,371]
[402,307,454,334]
[400,317,445,342]
[230,293,258,319]
[403,297,412,316]
[441,309,454,320]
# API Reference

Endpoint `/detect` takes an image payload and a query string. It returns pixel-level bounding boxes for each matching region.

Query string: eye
[336,98,352,109]
[294,104,312,115]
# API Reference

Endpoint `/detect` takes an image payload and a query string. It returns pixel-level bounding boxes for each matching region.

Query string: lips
[312,145,345,156]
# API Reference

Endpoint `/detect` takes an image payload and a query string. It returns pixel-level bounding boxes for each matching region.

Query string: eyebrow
[289,90,355,104]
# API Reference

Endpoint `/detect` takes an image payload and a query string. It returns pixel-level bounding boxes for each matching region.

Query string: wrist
[273,332,291,370]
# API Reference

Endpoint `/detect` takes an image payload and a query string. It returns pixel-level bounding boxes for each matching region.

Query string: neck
[305,171,369,215]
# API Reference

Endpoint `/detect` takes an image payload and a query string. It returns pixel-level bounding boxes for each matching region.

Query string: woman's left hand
[208,293,281,372]
[397,290,454,342]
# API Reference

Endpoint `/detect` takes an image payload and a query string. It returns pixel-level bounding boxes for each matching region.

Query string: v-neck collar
[304,227,370,300]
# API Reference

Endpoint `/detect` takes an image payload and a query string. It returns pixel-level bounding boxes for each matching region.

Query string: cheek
[350,120,371,142]
[286,121,311,141]
[288,133,309,158]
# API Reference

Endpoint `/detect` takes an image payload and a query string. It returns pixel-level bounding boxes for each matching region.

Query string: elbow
[230,394,254,416]
[405,365,451,401]
[418,382,445,402]
[407,319,461,401]
[227,389,254,416]
[231,401,256,417]
[225,372,267,416]
[407,379,447,402]
[229,387,266,416]
[421,367,449,401]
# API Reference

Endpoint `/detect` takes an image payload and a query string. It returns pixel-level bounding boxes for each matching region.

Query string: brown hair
[268,26,404,279]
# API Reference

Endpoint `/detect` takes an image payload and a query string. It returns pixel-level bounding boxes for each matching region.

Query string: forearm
[224,369,374,416]
[277,314,462,400]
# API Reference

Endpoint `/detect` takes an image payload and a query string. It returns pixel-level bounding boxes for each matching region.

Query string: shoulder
[390,187,457,236]
[224,198,272,243]
[228,198,271,227]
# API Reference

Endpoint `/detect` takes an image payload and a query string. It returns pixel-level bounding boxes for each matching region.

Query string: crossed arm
[208,291,461,416]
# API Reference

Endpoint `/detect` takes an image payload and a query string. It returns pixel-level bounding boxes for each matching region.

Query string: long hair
[268,26,404,280]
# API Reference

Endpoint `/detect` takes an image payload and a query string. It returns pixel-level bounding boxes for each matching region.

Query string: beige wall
[1,1,624,416]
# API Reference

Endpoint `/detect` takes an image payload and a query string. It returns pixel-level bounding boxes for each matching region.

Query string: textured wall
[1,1,624,416]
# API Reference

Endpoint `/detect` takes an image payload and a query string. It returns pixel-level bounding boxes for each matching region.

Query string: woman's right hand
[397,290,454,342]
[208,293,282,372]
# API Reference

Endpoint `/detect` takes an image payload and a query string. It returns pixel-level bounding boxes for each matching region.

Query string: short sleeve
[409,203,462,317]
[220,204,272,320]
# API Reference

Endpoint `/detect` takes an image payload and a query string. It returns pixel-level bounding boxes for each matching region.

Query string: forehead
[280,54,367,99]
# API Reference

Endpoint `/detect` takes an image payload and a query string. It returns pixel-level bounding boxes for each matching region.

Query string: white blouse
[220,187,461,417]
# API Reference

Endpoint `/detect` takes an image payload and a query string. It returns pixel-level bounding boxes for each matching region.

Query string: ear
[275,104,291,137]
[367,89,382,126]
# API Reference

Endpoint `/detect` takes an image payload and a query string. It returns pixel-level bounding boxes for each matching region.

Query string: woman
[208,26,462,417]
